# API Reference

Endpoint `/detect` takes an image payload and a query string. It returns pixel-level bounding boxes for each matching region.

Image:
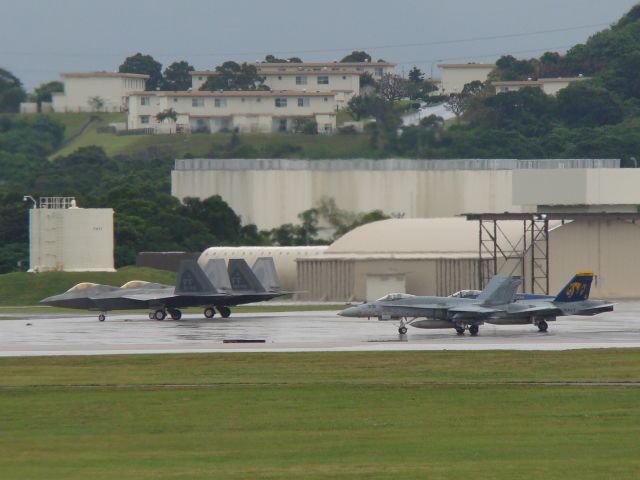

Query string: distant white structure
[52,71,149,112]
[247,61,396,78]
[28,197,115,272]
[128,90,337,134]
[191,69,361,109]
[493,77,590,95]
[437,63,495,94]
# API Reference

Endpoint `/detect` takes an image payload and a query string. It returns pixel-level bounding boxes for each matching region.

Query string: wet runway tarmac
[1,302,640,356]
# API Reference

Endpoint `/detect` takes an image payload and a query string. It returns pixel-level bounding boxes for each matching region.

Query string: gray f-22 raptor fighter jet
[339,272,613,336]
[40,257,289,322]
[40,259,230,321]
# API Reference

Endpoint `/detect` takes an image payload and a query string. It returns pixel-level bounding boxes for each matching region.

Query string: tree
[445,81,486,118]
[156,108,178,123]
[88,96,105,112]
[119,53,163,91]
[162,61,194,91]
[359,72,376,89]
[264,55,303,63]
[33,81,63,104]
[199,61,267,91]
[376,73,409,102]
[292,117,318,134]
[341,51,372,63]
[0,68,26,113]
[408,66,424,84]
[556,82,624,127]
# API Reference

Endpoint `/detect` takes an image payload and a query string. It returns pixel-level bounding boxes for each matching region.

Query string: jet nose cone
[339,306,360,317]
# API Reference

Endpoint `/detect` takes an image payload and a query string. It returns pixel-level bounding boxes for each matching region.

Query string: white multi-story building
[52,71,149,112]
[191,69,361,108]
[128,90,337,134]
[493,77,590,95]
[437,63,495,94]
[249,61,396,77]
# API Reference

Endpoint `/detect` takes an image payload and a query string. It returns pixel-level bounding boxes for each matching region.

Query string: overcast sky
[1,0,638,90]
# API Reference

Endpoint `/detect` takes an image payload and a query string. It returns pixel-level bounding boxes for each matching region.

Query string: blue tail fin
[554,272,593,302]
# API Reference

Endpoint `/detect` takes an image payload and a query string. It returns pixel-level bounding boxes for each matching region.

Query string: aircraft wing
[449,305,502,315]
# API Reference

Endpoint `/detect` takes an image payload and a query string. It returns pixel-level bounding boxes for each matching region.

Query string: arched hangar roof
[327,217,548,255]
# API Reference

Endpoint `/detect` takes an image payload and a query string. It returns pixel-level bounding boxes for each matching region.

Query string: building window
[256,98,261,103]
[324,97,329,102]
[342,75,347,80]
[198,76,203,81]
[375,67,384,76]
[278,119,287,132]
[192,98,204,107]
[317,76,329,85]
[173,98,178,102]
[296,76,307,85]
[140,115,150,124]
[275,97,288,108]
[214,98,227,108]
[140,96,150,106]
[298,97,310,107]
[278,75,283,80]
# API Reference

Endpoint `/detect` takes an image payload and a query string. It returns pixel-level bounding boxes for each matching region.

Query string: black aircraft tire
[469,325,479,336]
[98,314,106,322]
[218,306,231,318]
[455,327,465,335]
[154,309,166,321]
[398,326,408,335]
[170,309,182,321]
[538,320,548,332]
[204,307,215,319]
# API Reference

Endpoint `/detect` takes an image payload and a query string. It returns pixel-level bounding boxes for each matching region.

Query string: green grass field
[1,350,639,479]
[43,110,376,159]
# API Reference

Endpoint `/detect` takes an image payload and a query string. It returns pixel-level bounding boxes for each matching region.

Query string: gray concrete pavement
[1,302,640,356]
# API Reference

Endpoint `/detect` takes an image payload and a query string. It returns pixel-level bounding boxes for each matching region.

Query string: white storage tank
[28,197,115,272]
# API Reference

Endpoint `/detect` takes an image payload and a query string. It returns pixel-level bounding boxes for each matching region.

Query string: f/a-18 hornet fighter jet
[339,272,613,336]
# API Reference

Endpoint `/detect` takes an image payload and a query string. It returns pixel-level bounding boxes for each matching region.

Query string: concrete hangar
[178,158,640,301]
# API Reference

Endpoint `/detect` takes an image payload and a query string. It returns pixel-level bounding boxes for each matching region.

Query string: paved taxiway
[1,302,640,356]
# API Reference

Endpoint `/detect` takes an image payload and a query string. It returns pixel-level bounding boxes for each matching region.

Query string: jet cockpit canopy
[376,293,416,301]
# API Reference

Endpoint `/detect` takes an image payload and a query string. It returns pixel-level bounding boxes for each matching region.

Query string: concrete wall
[54,75,146,112]
[438,65,494,94]
[513,169,640,208]
[548,220,640,299]
[29,208,114,272]
[297,257,487,301]
[128,91,336,133]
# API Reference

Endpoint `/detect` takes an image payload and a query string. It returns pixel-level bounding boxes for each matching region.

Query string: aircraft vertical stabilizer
[203,259,233,293]
[554,272,594,302]
[252,257,281,292]
[476,275,521,306]
[228,259,265,292]
[175,260,218,295]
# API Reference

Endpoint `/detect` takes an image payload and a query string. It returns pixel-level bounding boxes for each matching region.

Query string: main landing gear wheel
[148,312,155,320]
[169,309,182,321]
[455,326,465,335]
[217,306,231,318]
[398,326,408,335]
[537,320,548,332]
[469,325,479,336]
[153,309,167,321]
[98,313,106,322]
[204,307,216,319]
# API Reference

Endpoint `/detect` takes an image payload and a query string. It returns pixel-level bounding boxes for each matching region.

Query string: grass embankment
[44,112,376,159]
[0,267,175,306]
[1,350,639,479]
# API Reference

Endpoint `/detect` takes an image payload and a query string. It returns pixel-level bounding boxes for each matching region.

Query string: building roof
[326,218,530,255]
[129,90,336,97]
[250,61,396,68]
[61,71,150,79]
[437,63,495,69]
[191,70,363,76]
[493,77,590,87]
